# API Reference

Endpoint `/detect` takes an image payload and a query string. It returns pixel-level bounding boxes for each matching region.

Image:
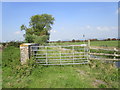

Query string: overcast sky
[1,2,118,42]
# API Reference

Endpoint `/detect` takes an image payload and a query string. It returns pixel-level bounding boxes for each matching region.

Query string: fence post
[59,46,62,64]
[88,40,90,60]
[114,48,116,60]
[30,46,33,58]
[86,46,89,61]
[20,43,39,65]
[72,46,74,63]
[46,46,48,64]
[20,44,29,65]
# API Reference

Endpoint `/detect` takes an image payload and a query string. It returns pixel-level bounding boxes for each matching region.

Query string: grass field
[51,40,119,47]
[2,41,120,88]
[90,41,119,47]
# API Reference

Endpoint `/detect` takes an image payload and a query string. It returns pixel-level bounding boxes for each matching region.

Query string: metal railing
[30,42,120,65]
[30,45,89,65]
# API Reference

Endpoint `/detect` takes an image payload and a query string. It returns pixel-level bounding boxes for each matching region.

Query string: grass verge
[2,46,119,88]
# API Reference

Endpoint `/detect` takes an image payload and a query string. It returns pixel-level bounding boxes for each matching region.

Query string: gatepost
[20,43,39,65]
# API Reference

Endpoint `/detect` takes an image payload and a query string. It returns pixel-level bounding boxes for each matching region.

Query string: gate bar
[60,46,62,64]
[72,46,74,63]
[45,46,48,64]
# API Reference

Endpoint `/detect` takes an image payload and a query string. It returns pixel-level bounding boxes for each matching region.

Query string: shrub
[2,41,23,48]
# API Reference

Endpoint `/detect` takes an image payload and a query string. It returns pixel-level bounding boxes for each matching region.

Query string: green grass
[2,41,119,88]
[2,62,119,88]
[28,66,94,88]
[2,46,20,67]
[0,51,2,89]
[28,63,119,88]
[90,41,119,47]
[50,40,119,47]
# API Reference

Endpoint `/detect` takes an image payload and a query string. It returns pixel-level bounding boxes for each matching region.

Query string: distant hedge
[2,41,24,48]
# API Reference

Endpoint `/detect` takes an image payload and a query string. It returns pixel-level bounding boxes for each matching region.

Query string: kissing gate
[30,44,90,65]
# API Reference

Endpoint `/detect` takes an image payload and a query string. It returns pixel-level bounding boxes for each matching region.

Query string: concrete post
[20,43,39,65]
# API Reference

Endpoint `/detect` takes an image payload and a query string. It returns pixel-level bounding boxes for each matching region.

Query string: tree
[72,39,75,42]
[21,14,55,44]
[107,38,111,41]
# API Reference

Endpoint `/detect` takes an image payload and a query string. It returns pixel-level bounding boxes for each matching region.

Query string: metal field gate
[30,45,90,65]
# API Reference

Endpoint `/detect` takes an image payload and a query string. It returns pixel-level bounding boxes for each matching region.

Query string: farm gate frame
[30,44,90,65]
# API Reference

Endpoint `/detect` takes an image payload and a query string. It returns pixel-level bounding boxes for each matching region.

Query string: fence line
[90,47,119,51]
[89,46,120,61]
[30,41,120,65]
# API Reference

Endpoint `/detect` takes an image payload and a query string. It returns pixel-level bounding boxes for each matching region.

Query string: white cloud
[96,26,117,31]
[50,30,56,33]
[80,25,117,32]
[96,26,109,31]
[14,31,21,35]
[79,25,92,30]
[96,26,101,30]
[86,25,91,29]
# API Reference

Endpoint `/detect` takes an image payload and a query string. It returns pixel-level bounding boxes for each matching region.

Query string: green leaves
[25,34,49,44]
[33,35,49,45]
[20,24,27,31]
[29,14,54,36]
[25,34,35,43]
[21,14,55,44]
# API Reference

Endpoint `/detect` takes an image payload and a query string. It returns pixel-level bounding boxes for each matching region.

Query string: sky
[1,2,118,42]
[1,0,119,2]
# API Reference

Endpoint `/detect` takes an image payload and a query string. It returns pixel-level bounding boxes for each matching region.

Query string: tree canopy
[21,14,55,44]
